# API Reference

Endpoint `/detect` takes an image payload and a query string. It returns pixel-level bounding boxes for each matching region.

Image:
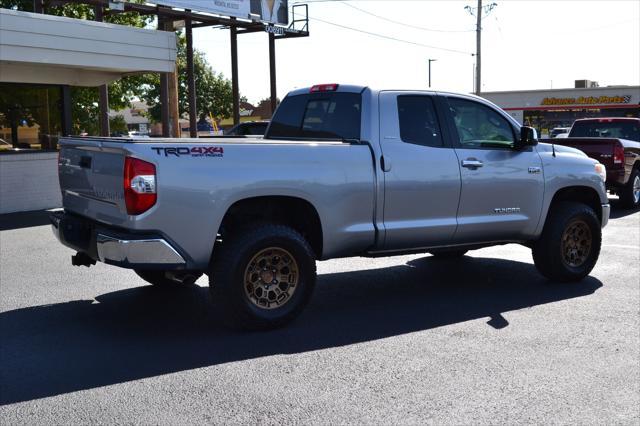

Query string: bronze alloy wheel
[560,219,593,268]
[244,247,299,310]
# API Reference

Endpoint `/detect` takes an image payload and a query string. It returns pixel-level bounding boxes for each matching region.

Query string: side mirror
[514,126,538,150]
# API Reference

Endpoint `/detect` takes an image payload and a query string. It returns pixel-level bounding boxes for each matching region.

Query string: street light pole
[428,58,437,88]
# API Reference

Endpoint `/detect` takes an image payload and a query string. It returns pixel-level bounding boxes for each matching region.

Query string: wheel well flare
[217,196,323,259]
[550,186,602,223]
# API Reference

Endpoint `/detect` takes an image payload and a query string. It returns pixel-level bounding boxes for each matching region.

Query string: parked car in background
[554,117,640,207]
[550,127,571,138]
[225,121,269,136]
[127,131,150,138]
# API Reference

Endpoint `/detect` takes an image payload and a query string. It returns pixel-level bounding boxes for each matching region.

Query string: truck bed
[57,136,377,268]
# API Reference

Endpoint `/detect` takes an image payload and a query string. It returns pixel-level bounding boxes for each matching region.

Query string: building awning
[0,8,177,86]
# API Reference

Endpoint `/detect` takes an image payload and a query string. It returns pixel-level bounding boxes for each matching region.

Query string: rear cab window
[266,92,361,140]
[569,120,640,142]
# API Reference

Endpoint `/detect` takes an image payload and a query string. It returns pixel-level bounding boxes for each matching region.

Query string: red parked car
[554,117,640,208]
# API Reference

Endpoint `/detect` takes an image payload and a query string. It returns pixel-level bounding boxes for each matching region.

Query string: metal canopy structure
[37,0,310,137]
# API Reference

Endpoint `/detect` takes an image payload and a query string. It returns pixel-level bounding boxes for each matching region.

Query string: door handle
[461,159,483,168]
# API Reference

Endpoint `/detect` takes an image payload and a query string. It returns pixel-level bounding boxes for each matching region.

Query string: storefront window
[0,83,62,152]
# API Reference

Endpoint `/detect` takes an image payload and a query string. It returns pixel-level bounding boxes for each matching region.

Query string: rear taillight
[124,157,156,215]
[613,144,624,165]
[310,83,339,93]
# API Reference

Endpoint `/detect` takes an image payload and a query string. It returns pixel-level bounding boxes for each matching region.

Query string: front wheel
[209,224,317,330]
[532,202,601,282]
[619,168,640,209]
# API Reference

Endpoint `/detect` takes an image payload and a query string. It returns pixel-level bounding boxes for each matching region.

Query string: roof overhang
[0,8,177,86]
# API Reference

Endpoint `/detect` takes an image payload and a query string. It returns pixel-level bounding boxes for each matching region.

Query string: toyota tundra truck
[51,84,610,330]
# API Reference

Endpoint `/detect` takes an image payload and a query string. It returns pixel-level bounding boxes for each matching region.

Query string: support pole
[98,86,110,136]
[168,62,180,137]
[160,74,170,137]
[230,21,240,126]
[95,5,110,136]
[159,16,170,137]
[269,33,277,115]
[61,86,72,137]
[475,0,482,95]
[186,13,197,138]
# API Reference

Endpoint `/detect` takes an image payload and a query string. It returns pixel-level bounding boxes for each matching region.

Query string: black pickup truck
[554,117,640,208]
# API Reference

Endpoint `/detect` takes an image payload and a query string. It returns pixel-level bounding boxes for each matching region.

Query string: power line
[298,14,473,55]
[341,2,475,33]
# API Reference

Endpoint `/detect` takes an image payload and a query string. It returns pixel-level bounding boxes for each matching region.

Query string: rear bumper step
[50,210,186,269]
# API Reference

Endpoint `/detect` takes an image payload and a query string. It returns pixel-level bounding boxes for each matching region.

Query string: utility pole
[465,1,497,95]
[475,0,481,95]
[428,58,437,88]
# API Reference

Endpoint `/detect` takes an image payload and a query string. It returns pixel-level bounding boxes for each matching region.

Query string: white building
[0,8,176,214]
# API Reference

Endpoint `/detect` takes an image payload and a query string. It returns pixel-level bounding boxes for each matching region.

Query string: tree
[141,34,234,123]
[0,1,236,134]
[109,115,129,136]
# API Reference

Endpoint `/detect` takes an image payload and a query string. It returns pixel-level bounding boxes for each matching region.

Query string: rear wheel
[619,168,640,209]
[209,224,316,330]
[532,202,601,282]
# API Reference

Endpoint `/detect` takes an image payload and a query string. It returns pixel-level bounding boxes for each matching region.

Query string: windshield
[266,92,362,140]
[570,120,639,141]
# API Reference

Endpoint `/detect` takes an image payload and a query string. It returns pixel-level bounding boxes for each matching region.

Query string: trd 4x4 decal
[151,146,224,158]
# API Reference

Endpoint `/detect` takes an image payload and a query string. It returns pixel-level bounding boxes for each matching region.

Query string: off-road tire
[532,202,601,282]
[619,167,640,209]
[134,270,199,288]
[209,224,316,331]
[429,249,469,258]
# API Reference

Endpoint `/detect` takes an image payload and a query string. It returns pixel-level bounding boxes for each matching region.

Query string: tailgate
[59,138,128,223]
[554,137,617,168]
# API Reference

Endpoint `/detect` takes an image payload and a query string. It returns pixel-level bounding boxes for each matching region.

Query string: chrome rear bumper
[51,210,186,269]
[96,234,185,265]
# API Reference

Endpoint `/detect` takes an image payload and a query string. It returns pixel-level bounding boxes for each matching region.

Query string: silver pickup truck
[52,84,610,330]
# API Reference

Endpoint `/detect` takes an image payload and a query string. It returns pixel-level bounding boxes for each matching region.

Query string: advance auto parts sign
[541,95,632,106]
[154,0,289,25]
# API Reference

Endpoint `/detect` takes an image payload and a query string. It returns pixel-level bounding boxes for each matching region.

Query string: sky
[192,0,640,105]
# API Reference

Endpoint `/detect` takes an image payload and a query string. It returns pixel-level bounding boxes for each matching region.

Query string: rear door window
[397,96,444,147]
[267,93,361,140]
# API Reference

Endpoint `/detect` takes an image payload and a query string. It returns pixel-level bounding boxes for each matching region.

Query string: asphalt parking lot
[1,204,638,424]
